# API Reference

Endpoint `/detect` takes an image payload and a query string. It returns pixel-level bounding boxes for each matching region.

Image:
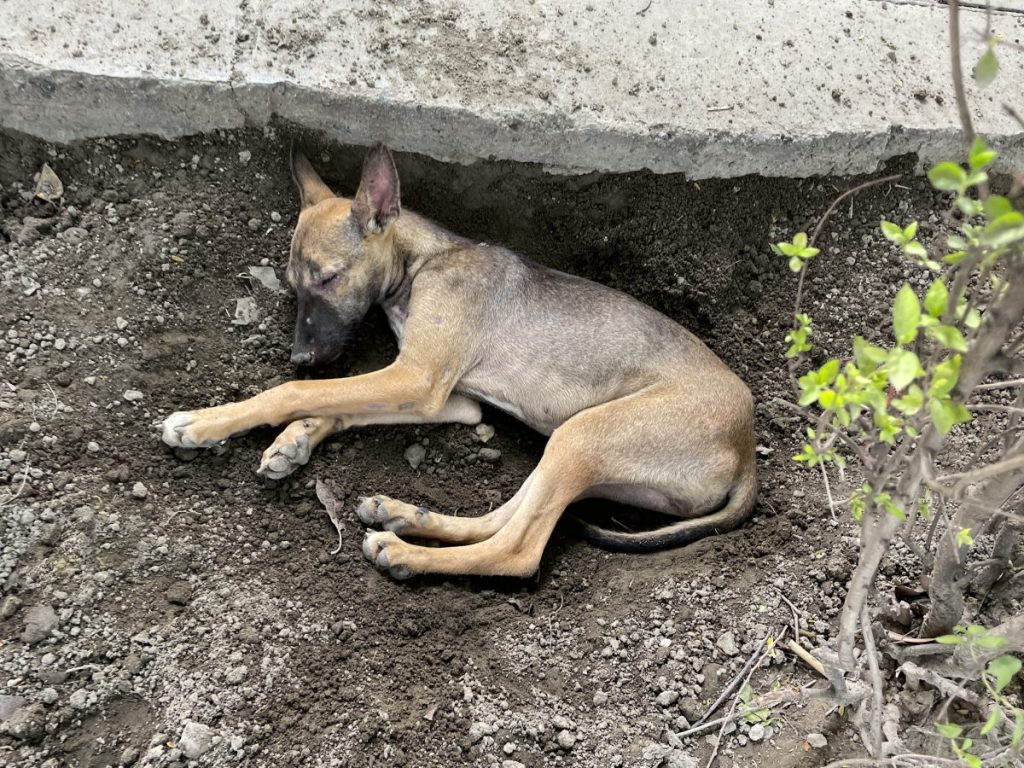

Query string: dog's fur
[161,143,757,579]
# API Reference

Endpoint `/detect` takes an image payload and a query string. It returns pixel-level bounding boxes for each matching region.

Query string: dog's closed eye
[320,272,340,288]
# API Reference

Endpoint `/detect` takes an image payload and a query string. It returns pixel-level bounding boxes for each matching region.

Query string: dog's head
[286,143,402,367]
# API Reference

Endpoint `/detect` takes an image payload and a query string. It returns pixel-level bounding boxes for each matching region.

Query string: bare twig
[704,629,783,768]
[787,639,827,677]
[949,0,976,146]
[775,589,802,640]
[693,633,769,727]
[974,377,1024,391]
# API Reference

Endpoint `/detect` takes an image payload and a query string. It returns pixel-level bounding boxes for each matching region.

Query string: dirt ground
[0,127,982,767]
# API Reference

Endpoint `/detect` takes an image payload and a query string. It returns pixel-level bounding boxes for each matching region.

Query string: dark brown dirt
[0,127,975,767]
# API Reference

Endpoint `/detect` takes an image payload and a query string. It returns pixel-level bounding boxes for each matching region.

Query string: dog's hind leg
[356,470,537,544]
[360,410,603,578]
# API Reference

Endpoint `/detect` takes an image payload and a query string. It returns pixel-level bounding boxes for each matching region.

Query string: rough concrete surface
[1,0,1023,178]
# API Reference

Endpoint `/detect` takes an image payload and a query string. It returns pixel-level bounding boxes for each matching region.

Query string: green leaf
[818,359,840,386]
[893,284,921,344]
[903,221,918,240]
[977,633,1008,650]
[793,232,808,249]
[924,280,948,318]
[928,162,967,192]
[930,355,962,398]
[956,528,974,548]
[1013,710,1023,747]
[926,324,968,352]
[987,654,1022,693]
[881,220,905,243]
[930,398,971,435]
[981,709,1002,736]
[936,722,963,739]
[887,348,922,391]
[903,240,927,259]
[983,194,1013,219]
[935,634,962,645]
[969,136,998,170]
[973,43,999,86]
[893,385,924,415]
[853,336,888,372]
[789,256,802,273]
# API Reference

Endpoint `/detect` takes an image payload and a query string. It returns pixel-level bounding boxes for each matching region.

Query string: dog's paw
[161,407,242,449]
[356,495,429,534]
[361,531,414,580]
[161,411,216,449]
[258,432,311,479]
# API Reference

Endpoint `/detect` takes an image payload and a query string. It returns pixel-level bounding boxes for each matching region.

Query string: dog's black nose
[290,350,314,367]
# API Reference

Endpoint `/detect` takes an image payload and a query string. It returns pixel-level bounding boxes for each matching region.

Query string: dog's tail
[577,464,758,553]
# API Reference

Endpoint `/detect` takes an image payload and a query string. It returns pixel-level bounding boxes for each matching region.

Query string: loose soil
[0,127,996,767]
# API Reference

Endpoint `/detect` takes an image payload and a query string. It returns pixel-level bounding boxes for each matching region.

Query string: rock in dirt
[0,695,27,722]
[806,732,827,749]
[748,723,766,742]
[248,265,285,293]
[21,604,58,644]
[232,296,260,325]
[656,690,679,707]
[404,443,426,470]
[475,423,495,443]
[716,631,739,656]
[170,211,197,239]
[131,482,148,499]
[179,721,215,758]
[34,163,63,202]
[478,447,502,463]
[556,729,576,750]
[165,580,192,606]
[123,389,144,402]
[15,216,52,246]
[0,594,22,619]
[0,702,45,742]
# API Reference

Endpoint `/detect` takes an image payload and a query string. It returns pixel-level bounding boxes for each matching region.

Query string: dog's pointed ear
[290,144,335,210]
[352,143,401,236]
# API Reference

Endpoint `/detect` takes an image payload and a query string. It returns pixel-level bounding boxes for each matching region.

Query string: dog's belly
[454,374,596,436]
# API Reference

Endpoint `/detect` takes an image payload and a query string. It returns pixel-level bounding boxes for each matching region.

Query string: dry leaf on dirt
[316,478,345,554]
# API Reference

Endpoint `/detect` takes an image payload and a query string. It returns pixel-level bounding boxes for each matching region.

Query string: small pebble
[749,723,766,742]
[478,447,502,463]
[806,732,827,749]
[123,390,144,402]
[404,443,426,470]
[131,482,148,499]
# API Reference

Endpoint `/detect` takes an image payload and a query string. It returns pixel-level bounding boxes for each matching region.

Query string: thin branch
[935,451,1024,496]
[704,629,783,768]
[974,377,1024,391]
[693,633,769,727]
[809,175,902,248]
[949,0,976,146]
[861,606,883,757]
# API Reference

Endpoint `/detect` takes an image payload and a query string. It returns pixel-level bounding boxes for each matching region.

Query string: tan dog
[161,144,757,579]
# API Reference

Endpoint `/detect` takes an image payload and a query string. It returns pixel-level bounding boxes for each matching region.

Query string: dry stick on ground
[703,628,784,768]
[693,633,770,727]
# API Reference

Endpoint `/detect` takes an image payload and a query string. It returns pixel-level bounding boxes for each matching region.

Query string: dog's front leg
[256,394,482,479]
[161,362,451,449]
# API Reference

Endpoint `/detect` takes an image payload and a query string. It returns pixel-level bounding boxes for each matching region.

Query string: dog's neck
[378,211,467,309]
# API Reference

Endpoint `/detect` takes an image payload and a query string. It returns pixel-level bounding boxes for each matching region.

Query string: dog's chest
[384,304,408,346]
